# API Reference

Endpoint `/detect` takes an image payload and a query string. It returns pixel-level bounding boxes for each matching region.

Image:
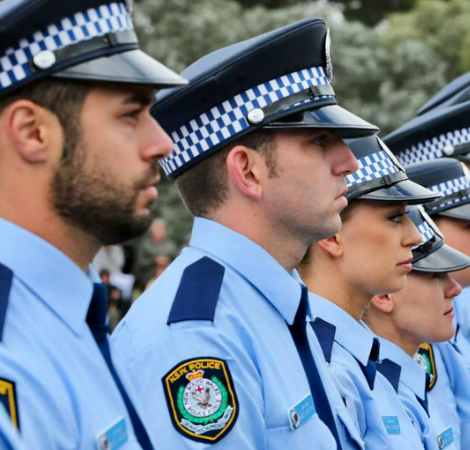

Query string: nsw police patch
[0,378,19,429]
[415,344,437,391]
[162,357,238,444]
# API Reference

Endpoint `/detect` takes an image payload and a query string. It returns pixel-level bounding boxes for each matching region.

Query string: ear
[371,294,394,314]
[316,234,343,258]
[3,100,62,164]
[226,145,264,201]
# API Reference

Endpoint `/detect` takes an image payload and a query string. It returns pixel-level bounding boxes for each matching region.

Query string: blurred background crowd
[99,0,470,331]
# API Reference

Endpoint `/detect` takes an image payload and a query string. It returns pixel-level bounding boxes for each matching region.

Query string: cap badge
[325,28,333,83]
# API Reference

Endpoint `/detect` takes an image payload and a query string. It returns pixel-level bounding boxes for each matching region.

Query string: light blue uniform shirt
[0,406,24,450]
[309,293,425,450]
[112,217,363,449]
[452,288,470,370]
[0,217,149,449]
[379,337,456,450]
[425,343,470,449]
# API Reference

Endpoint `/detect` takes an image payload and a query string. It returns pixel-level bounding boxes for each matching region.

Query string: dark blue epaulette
[167,257,225,325]
[0,262,13,342]
[377,358,402,393]
[310,318,336,363]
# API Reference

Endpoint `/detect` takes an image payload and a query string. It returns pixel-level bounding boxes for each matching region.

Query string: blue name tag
[288,394,316,430]
[437,426,454,449]
[382,416,401,435]
[96,417,128,450]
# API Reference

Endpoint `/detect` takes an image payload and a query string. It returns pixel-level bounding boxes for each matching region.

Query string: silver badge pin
[33,51,56,70]
[247,108,265,125]
[325,28,333,83]
[443,145,454,156]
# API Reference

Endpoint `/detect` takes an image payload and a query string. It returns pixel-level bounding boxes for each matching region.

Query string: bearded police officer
[0,0,187,448]
[112,19,379,449]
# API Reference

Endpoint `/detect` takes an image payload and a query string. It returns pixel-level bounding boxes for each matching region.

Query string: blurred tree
[383,0,470,81]
[131,0,447,253]
[333,0,417,26]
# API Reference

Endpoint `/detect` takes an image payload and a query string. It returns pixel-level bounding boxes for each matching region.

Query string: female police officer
[364,206,470,450]
[298,135,439,449]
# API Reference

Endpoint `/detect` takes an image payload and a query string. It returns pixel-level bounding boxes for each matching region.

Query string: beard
[50,137,158,245]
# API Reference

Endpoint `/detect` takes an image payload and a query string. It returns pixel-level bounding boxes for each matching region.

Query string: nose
[444,274,462,299]
[402,214,423,248]
[141,117,173,161]
[332,139,359,175]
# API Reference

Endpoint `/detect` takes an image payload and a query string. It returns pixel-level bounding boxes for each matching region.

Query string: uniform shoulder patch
[167,257,225,325]
[162,357,238,444]
[415,343,437,391]
[0,378,19,430]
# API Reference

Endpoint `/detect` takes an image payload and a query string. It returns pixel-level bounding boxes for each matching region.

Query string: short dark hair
[175,130,277,217]
[0,79,92,157]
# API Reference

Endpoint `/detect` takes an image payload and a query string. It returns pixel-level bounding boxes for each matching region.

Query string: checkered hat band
[346,150,400,187]
[398,127,470,166]
[429,175,470,210]
[413,221,435,249]
[160,66,331,176]
[0,2,133,92]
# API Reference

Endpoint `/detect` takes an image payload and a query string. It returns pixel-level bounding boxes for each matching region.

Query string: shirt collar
[0,217,94,336]
[309,292,375,366]
[378,337,426,400]
[190,217,302,324]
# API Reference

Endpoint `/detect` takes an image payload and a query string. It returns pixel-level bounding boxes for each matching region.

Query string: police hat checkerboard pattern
[415,221,435,246]
[428,174,470,211]
[0,2,132,92]
[346,149,399,187]
[162,66,332,177]
[395,127,470,166]
[153,18,378,179]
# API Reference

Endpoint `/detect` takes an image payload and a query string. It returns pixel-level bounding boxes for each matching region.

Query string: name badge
[437,427,454,449]
[288,394,316,430]
[96,417,128,450]
[382,416,401,435]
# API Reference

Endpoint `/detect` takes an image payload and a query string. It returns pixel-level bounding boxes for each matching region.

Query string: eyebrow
[121,90,156,106]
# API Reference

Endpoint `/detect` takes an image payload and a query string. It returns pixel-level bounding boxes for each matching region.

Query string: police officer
[298,135,439,449]
[364,206,469,450]
[385,111,470,449]
[0,0,187,448]
[112,19,379,449]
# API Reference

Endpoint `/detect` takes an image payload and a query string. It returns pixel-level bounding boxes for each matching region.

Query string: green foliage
[131,0,450,256]
[333,0,417,26]
[383,0,470,81]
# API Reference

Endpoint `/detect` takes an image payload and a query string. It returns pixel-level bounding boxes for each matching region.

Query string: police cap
[152,19,379,179]
[384,101,470,165]
[345,135,440,203]
[0,0,187,98]
[417,72,470,116]
[408,206,470,273]
[406,158,470,221]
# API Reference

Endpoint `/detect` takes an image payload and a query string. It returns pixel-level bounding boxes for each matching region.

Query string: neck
[302,257,371,321]
[365,314,419,357]
[0,195,99,272]
[210,207,308,273]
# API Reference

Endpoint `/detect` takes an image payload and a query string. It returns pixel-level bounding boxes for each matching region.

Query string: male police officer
[113,19,378,449]
[0,0,187,448]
